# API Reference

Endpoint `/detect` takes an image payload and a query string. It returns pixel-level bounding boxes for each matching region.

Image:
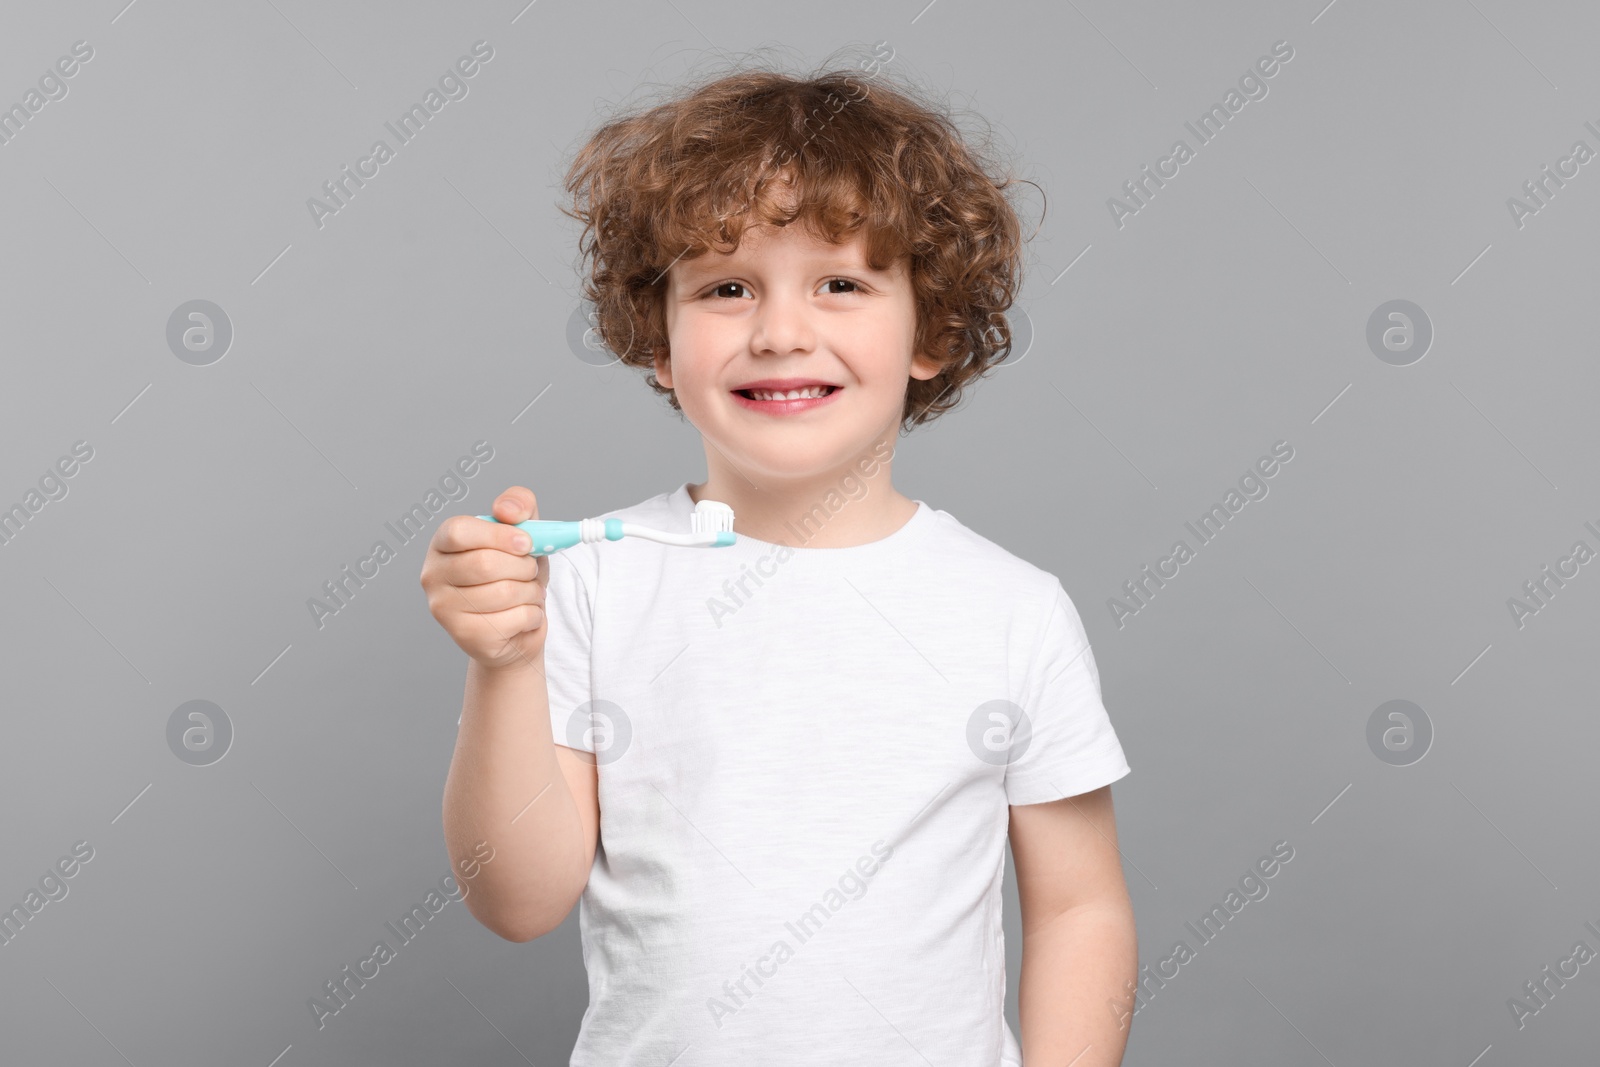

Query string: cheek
[669,335,712,383]
[670,310,714,354]
[856,328,917,384]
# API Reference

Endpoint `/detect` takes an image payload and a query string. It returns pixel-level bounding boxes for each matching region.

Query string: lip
[730,377,841,392]
[729,380,844,416]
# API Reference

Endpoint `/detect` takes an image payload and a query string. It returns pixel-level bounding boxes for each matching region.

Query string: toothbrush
[477,499,737,556]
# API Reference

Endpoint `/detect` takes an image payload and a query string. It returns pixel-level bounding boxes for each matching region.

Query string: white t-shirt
[542,482,1130,1066]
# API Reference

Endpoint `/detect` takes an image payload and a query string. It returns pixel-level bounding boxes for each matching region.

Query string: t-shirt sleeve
[1004,577,1131,806]
[542,549,596,753]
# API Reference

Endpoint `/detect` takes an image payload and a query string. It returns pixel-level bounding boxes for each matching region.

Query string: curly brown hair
[559,51,1036,433]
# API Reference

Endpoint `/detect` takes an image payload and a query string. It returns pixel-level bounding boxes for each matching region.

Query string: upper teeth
[747,386,832,400]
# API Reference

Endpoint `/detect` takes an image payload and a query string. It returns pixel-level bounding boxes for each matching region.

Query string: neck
[688,441,915,549]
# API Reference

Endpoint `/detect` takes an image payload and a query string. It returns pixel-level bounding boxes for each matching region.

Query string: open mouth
[734,385,840,401]
[729,384,844,416]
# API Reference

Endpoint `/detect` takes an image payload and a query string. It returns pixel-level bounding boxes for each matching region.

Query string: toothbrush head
[691,499,736,546]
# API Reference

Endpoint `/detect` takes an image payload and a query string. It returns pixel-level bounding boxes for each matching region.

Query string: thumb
[492,486,537,523]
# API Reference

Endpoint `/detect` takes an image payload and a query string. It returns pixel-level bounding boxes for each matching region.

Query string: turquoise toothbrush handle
[475,516,585,556]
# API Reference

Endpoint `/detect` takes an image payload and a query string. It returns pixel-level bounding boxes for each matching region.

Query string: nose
[749,286,816,357]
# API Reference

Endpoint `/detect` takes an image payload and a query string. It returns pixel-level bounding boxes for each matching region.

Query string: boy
[424,62,1136,1065]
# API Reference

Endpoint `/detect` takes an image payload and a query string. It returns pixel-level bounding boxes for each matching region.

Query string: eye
[701,277,867,300]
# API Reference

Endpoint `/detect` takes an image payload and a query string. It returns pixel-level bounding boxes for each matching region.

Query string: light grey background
[2,1,1596,1064]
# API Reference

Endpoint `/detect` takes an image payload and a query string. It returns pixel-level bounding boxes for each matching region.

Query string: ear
[909,351,943,382]
[653,346,673,389]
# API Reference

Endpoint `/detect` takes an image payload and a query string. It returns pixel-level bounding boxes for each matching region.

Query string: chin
[737,440,868,477]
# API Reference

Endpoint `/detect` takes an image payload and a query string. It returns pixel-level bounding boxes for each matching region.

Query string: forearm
[1018,902,1139,1066]
[442,656,586,941]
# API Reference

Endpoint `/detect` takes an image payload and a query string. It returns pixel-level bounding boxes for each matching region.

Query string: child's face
[656,222,943,482]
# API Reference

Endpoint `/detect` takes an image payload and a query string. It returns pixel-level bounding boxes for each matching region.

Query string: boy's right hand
[421,486,550,672]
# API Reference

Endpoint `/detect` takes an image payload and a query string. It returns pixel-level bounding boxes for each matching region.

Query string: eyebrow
[676,252,883,279]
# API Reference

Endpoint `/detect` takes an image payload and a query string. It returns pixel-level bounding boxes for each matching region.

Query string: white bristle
[691,499,735,534]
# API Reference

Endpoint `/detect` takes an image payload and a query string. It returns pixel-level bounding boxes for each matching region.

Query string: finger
[449,576,543,614]
[461,601,546,640]
[435,512,533,557]
[492,486,538,524]
[453,546,540,586]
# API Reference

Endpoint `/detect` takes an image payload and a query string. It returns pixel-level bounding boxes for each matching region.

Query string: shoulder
[596,487,679,524]
[908,508,1081,659]
[551,486,679,585]
[918,505,1071,623]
